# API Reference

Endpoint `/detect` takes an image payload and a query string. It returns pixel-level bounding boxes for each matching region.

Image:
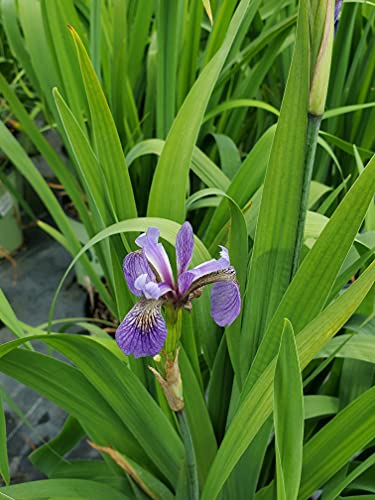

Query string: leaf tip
[202,0,213,25]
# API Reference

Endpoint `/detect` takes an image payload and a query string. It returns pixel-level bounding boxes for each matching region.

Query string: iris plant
[116,222,241,358]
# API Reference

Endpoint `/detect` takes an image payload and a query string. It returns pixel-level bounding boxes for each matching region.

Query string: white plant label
[0,192,13,217]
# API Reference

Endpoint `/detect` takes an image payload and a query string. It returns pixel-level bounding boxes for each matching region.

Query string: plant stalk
[292,113,322,277]
[176,408,200,500]
[165,305,182,356]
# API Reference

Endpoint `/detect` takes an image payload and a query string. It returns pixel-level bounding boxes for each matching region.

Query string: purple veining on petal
[115,299,167,358]
[123,251,155,297]
[176,221,194,276]
[178,272,195,296]
[210,280,241,327]
[135,227,160,247]
[118,224,242,359]
[135,227,175,286]
[178,246,231,295]
[218,246,230,264]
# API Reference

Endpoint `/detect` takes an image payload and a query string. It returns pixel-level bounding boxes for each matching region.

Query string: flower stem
[292,113,322,277]
[165,305,182,356]
[176,408,199,500]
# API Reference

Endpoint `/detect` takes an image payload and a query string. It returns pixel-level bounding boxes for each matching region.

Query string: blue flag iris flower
[116,222,241,358]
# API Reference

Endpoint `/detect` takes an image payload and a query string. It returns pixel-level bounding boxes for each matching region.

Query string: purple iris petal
[210,280,241,327]
[134,274,172,299]
[334,0,343,23]
[178,246,231,295]
[135,227,175,286]
[115,299,167,358]
[123,251,155,297]
[176,222,194,275]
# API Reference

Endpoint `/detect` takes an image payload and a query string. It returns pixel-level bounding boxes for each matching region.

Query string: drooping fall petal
[210,280,241,327]
[115,299,167,358]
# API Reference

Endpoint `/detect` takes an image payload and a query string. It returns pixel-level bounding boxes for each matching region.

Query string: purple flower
[115,222,241,358]
[334,0,343,33]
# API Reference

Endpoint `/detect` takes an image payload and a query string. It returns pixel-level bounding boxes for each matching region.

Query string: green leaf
[207,336,233,443]
[180,349,217,486]
[323,101,375,120]
[147,0,262,222]
[0,290,27,339]
[89,0,101,78]
[126,139,230,191]
[38,335,183,485]
[308,181,332,208]
[1,0,41,95]
[203,99,279,123]
[240,0,310,378]
[16,0,62,114]
[52,88,110,226]
[244,153,375,398]
[212,133,241,179]
[0,479,129,499]
[0,392,10,486]
[204,125,275,250]
[155,0,180,138]
[274,320,304,500]
[317,334,375,363]
[319,131,373,160]
[69,26,137,221]
[200,261,375,500]
[0,347,145,465]
[299,387,375,499]
[29,416,86,476]
[41,460,129,491]
[41,0,87,129]
[304,396,338,420]
[322,453,375,500]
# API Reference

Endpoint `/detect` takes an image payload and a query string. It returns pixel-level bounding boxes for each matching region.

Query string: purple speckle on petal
[115,299,167,358]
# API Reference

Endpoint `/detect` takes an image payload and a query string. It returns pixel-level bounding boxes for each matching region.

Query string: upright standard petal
[135,227,175,286]
[210,279,241,327]
[115,299,167,358]
[178,246,231,295]
[176,221,194,275]
[123,250,155,297]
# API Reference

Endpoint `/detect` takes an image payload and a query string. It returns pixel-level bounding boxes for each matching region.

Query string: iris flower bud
[309,0,335,116]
